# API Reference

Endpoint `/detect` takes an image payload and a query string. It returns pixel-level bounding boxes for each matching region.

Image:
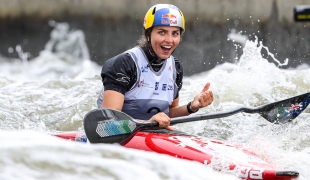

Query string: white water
[1,23,310,180]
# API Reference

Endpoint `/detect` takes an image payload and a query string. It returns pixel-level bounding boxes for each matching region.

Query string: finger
[156,113,171,127]
[159,121,167,127]
[166,126,174,131]
[199,91,213,106]
[209,91,214,101]
[164,118,171,126]
[206,91,213,103]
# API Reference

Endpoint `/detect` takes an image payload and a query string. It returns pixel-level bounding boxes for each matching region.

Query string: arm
[169,82,214,118]
[168,58,190,118]
[169,59,213,118]
[100,53,137,110]
[169,97,190,118]
[163,82,212,130]
[102,90,125,111]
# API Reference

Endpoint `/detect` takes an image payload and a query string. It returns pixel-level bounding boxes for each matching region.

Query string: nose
[165,34,173,43]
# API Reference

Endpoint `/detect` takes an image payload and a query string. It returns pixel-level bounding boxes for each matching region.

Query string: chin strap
[146,36,162,67]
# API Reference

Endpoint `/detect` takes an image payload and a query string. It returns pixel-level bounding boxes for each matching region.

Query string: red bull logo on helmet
[161,13,177,25]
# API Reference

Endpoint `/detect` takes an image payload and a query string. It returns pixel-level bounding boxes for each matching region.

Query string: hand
[190,82,213,111]
[148,112,174,130]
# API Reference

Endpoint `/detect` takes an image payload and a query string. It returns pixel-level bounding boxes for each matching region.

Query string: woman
[97,4,213,130]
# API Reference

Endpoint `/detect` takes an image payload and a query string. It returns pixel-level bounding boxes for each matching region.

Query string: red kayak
[54,129,299,180]
[62,94,310,179]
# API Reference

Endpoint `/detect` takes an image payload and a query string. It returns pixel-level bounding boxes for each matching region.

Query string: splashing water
[178,36,310,180]
[45,20,90,61]
[239,36,289,67]
[0,23,310,179]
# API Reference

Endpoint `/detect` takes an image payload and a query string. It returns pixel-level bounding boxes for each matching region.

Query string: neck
[142,46,166,72]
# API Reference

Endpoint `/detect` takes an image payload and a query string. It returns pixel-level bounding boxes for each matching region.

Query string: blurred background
[1,2,310,179]
[0,0,309,75]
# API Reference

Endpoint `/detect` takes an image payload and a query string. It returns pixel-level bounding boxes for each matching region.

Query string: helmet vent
[152,7,156,15]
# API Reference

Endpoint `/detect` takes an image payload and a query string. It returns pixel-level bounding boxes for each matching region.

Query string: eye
[172,31,180,36]
[159,31,165,35]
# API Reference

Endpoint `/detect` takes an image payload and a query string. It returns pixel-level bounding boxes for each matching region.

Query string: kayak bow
[54,129,299,180]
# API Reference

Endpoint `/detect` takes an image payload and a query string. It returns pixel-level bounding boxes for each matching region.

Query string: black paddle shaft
[84,92,310,143]
[171,92,310,124]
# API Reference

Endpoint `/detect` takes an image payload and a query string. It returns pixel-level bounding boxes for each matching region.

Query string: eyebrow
[157,28,180,32]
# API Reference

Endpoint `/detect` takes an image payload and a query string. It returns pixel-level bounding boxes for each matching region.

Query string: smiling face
[150,26,181,60]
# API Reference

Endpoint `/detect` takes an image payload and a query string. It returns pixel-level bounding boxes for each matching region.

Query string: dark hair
[137,28,153,48]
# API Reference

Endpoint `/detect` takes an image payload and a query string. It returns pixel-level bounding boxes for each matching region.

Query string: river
[0,23,309,180]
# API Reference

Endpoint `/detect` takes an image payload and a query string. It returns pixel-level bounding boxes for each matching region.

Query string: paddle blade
[259,92,310,123]
[83,108,138,143]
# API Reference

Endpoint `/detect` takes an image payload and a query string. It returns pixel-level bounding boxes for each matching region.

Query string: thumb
[167,126,174,131]
[201,82,211,92]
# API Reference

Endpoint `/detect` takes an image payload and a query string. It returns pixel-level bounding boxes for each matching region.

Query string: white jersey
[122,47,177,120]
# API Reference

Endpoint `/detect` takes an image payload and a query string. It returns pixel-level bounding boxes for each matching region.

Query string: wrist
[187,101,199,114]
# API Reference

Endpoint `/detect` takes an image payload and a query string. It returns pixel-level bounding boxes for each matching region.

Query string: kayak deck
[124,129,299,180]
[53,129,299,180]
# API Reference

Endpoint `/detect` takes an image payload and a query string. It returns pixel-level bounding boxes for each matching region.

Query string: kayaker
[97,4,213,130]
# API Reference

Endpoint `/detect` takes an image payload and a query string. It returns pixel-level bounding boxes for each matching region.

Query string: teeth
[162,46,172,49]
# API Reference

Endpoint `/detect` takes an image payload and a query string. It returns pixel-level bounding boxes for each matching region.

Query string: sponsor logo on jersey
[138,80,153,89]
[155,82,159,90]
[138,80,144,88]
[116,73,130,85]
[141,66,148,72]
[162,84,167,91]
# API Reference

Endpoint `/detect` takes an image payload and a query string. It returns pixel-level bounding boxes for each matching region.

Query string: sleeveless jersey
[97,46,178,120]
[123,47,177,120]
